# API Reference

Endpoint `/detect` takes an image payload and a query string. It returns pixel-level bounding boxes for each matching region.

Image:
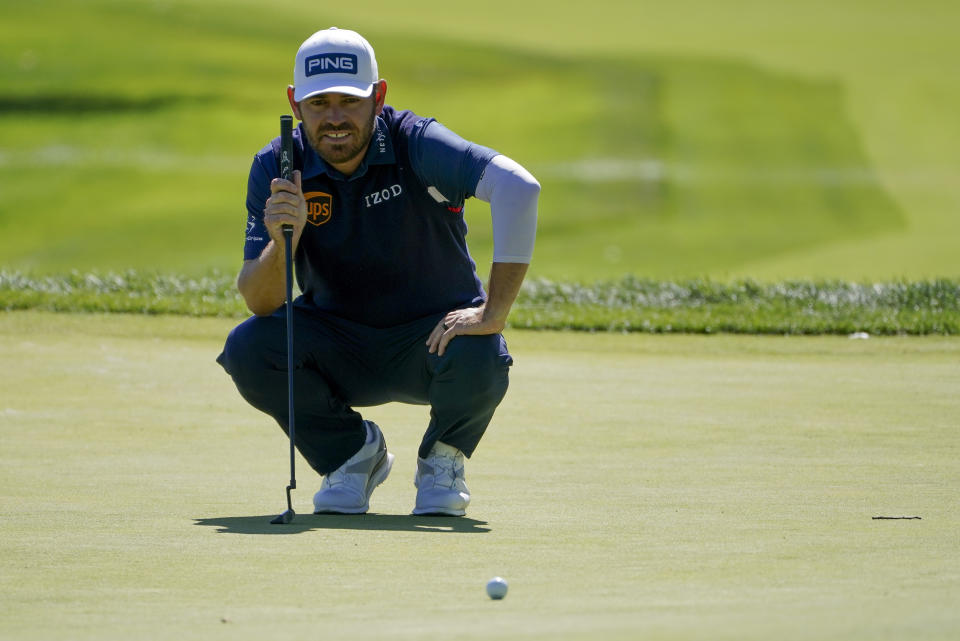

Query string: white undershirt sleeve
[474,154,540,263]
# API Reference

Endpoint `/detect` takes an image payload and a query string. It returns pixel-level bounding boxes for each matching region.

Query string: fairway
[1,312,958,640]
[2,0,959,280]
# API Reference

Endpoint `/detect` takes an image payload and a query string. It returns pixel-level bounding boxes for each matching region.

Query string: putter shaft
[272,113,296,524]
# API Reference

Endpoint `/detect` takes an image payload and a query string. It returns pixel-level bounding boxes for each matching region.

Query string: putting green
[1,312,958,640]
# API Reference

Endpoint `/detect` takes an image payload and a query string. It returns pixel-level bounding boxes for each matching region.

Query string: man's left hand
[426,305,505,357]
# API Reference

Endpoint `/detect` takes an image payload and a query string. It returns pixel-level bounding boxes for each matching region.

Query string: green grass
[2,0,957,280]
[1,312,958,640]
[2,270,958,335]
[515,277,960,334]
[2,8,957,639]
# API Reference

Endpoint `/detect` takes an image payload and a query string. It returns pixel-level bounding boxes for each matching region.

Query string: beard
[305,107,377,170]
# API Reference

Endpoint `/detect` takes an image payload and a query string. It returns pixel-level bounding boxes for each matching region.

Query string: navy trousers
[216,303,513,475]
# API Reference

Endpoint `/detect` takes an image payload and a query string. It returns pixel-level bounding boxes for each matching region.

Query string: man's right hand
[264,170,307,250]
[237,170,307,315]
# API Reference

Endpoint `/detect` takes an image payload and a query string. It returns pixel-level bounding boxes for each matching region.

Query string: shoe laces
[321,467,346,489]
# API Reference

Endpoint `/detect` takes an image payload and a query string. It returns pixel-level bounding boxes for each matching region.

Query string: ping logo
[305,53,358,76]
[304,192,333,226]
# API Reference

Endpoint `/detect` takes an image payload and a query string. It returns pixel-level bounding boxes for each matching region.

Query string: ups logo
[304,191,332,226]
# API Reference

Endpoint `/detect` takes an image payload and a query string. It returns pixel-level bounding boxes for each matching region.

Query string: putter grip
[280,115,294,233]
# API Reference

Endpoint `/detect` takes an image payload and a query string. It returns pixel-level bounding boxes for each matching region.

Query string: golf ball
[486,576,508,600]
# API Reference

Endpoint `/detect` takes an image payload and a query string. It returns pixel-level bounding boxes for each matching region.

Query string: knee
[217,316,282,382]
[439,334,512,392]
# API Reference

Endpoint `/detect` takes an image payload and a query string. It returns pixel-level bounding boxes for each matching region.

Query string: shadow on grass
[194,513,491,534]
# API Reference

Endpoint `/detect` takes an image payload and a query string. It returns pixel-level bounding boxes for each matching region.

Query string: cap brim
[294,83,374,102]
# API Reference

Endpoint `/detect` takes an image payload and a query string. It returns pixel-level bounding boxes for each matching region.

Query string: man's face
[298,91,378,174]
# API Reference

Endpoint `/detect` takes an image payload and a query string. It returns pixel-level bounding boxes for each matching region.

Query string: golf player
[217,27,539,516]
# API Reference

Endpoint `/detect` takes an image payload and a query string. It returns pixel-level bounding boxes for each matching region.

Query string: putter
[271,114,297,525]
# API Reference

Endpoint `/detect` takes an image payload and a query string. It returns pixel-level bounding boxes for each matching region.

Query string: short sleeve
[407,120,499,206]
[243,151,275,260]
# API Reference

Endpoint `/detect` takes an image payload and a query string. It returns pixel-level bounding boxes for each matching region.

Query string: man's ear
[373,80,387,115]
[287,86,302,119]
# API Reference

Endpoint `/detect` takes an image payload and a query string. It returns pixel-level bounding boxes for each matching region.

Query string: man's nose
[325,104,346,126]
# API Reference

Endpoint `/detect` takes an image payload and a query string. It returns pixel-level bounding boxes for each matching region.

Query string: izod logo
[364,184,403,208]
[304,192,332,226]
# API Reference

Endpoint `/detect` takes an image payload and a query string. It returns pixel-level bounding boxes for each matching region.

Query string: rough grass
[1,270,957,335]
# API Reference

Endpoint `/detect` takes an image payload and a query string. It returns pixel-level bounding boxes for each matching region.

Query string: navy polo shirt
[243,106,499,328]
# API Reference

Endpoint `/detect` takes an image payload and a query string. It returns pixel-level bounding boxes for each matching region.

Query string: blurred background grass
[1,0,957,281]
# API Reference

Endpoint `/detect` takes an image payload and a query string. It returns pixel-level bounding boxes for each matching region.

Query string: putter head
[270,508,295,525]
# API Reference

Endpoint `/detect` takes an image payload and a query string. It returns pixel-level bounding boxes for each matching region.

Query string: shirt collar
[299,116,395,182]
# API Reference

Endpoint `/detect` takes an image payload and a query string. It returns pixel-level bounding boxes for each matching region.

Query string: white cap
[293,27,378,101]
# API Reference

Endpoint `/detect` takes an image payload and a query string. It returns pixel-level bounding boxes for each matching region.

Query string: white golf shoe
[313,421,394,514]
[413,441,470,516]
